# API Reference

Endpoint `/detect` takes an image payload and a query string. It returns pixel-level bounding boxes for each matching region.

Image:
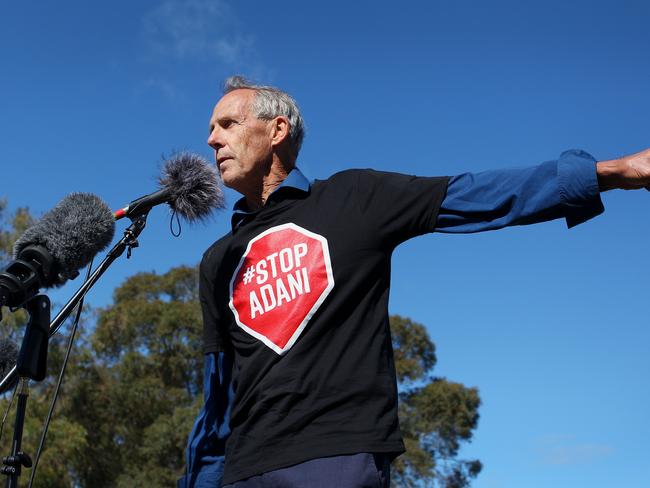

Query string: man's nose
[207,127,222,149]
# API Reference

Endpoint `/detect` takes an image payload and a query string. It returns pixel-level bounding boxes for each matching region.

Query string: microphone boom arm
[114,188,171,220]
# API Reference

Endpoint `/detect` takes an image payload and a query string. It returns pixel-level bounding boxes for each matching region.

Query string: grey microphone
[114,152,225,222]
[0,193,115,310]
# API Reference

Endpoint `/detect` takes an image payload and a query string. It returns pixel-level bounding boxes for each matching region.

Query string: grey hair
[223,75,305,157]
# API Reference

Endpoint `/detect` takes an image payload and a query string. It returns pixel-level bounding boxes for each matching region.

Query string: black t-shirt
[200,169,449,484]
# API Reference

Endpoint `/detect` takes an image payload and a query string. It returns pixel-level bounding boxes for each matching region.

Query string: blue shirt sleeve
[178,351,234,488]
[435,149,605,233]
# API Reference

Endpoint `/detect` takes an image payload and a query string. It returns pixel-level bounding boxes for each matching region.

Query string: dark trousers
[223,453,391,488]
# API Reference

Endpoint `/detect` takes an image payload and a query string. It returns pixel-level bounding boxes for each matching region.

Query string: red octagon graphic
[229,223,335,355]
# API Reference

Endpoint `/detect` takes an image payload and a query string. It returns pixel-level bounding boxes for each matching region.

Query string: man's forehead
[212,89,254,120]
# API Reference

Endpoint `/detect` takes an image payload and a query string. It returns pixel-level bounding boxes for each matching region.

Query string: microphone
[0,193,115,310]
[114,152,225,222]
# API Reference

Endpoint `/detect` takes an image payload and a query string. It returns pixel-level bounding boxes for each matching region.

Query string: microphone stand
[0,213,149,486]
[1,294,50,487]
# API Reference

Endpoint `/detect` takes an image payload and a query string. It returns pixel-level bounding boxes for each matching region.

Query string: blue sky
[1,1,649,486]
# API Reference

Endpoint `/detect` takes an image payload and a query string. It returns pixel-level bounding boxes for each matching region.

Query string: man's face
[208,89,273,194]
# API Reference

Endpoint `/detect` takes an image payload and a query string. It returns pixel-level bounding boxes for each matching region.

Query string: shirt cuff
[557,149,605,228]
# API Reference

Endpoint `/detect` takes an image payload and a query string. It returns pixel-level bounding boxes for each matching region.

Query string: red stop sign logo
[229,223,335,355]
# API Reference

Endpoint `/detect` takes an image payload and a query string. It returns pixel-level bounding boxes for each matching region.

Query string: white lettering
[252,244,311,285]
[276,278,291,306]
[244,239,318,320]
[267,252,279,278]
[250,291,264,318]
[260,284,276,312]
[287,269,304,298]
[294,243,307,267]
[302,267,311,293]
[248,268,313,318]
[279,248,294,273]
[256,260,268,285]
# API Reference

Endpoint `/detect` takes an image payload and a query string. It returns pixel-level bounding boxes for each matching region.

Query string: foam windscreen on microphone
[158,152,225,222]
[13,193,115,285]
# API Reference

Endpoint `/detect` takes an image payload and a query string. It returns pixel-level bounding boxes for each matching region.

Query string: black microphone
[114,152,225,222]
[0,193,115,310]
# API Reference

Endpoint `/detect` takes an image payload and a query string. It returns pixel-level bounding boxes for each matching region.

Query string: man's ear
[270,116,290,147]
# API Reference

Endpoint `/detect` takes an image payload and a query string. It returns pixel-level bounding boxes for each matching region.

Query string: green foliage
[392,314,437,384]
[0,199,35,264]
[0,266,202,488]
[66,266,203,487]
[0,200,35,338]
[391,315,482,488]
[0,199,481,487]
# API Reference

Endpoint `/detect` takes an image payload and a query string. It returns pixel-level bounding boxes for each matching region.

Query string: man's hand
[597,148,650,191]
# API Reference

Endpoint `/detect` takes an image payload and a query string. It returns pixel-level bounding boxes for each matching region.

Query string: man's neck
[245,161,293,211]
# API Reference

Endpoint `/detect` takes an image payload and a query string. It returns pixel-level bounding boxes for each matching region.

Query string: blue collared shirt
[179,149,604,488]
[230,168,312,230]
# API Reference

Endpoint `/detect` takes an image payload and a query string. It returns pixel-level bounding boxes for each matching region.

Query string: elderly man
[178,76,650,488]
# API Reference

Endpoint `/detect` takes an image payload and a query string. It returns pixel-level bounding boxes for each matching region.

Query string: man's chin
[220,173,245,194]
[219,170,234,187]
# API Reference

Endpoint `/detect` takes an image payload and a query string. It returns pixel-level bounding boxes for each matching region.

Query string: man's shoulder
[319,168,380,180]
[313,168,384,191]
[315,168,434,195]
[317,168,426,185]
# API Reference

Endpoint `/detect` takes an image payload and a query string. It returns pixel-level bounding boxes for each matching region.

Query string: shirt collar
[231,167,311,230]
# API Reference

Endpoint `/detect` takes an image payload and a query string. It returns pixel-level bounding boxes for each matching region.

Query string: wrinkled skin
[208,89,292,210]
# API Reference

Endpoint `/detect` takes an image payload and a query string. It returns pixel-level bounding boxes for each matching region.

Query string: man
[179,76,650,488]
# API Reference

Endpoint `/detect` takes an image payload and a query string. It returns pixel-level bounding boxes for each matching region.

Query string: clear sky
[1,1,649,487]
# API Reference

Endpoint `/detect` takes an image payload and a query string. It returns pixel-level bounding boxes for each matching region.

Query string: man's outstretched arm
[436,148,650,234]
[435,149,604,232]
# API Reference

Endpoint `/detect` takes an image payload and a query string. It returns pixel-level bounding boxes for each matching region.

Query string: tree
[391,315,481,487]
[89,266,204,487]
[0,199,35,340]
